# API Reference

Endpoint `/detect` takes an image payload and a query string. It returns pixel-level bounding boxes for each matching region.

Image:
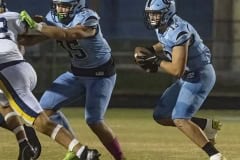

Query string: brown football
[134,46,152,59]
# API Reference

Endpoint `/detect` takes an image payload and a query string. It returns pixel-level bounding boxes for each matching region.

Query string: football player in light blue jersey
[20,0,125,159]
[0,0,101,160]
[134,0,226,159]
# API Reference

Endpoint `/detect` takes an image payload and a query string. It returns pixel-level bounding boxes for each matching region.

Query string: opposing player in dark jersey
[20,0,125,159]
[134,0,226,159]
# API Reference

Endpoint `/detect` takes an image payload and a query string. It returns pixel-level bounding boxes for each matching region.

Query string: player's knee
[49,111,70,130]
[35,121,51,134]
[34,113,53,134]
[37,122,63,140]
[86,119,105,129]
[155,119,171,126]
[86,116,102,125]
[153,112,164,124]
[153,113,172,126]
[153,111,159,121]
[173,118,188,128]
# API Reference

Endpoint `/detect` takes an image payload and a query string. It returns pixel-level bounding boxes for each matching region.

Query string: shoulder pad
[167,22,191,46]
[45,12,54,23]
[75,8,99,27]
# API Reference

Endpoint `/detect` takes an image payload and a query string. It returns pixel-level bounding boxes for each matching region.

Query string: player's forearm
[39,25,69,40]
[39,25,95,41]
[160,61,185,78]
[153,43,164,54]
[153,43,184,77]
[20,11,95,40]
[18,35,49,46]
[160,43,188,77]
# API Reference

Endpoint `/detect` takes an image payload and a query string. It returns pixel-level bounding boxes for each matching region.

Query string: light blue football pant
[153,64,216,120]
[40,71,116,129]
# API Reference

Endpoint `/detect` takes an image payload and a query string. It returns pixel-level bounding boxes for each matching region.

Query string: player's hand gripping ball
[134,46,158,73]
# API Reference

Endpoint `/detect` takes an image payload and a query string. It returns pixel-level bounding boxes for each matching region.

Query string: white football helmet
[145,0,176,29]
[51,0,85,23]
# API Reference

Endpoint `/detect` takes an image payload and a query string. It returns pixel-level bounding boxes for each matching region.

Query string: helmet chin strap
[57,13,73,24]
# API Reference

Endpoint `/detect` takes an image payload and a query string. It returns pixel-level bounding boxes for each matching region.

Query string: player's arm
[153,42,164,54]
[18,34,49,46]
[17,13,49,46]
[134,41,188,77]
[160,41,189,78]
[134,42,170,73]
[38,25,96,40]
[20,10,96,40]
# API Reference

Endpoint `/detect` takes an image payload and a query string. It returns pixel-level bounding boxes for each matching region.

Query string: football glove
[138,61,158,73]
[20,10,37,28]
[20,10,43,31]
[134,46,170,72]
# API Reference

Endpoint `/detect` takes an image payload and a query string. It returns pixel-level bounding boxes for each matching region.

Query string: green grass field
[0,108,240,160]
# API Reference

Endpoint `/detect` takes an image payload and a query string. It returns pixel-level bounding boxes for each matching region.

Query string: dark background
[5,0,240,109]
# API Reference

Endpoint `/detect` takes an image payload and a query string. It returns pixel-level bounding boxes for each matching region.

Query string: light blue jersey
[155,15,211,71]
[153,15,216,120]
[40,7,116,124]
[45,8,111,68]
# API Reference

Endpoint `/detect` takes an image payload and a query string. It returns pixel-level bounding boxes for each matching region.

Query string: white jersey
[0,11,25,64]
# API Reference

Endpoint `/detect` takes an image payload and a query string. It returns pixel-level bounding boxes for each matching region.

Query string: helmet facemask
[51,0,85,24]
[52,1,76,24]
[144,0,176,31]
[145,10,165,30]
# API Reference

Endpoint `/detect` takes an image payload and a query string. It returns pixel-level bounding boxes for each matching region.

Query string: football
[134,46,153,59]
[134,46,158,73]
[134,46,155,65]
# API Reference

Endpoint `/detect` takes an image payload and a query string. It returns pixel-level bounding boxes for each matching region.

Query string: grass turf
[0,108,239,160]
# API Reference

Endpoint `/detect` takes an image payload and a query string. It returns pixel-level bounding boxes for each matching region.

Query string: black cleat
[81,147,101,160]
[23,124,41,159]
[18,140,37,160]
